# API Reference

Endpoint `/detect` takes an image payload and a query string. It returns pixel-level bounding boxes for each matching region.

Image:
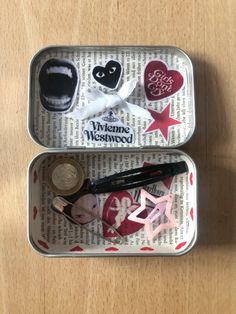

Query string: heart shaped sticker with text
[144,60,184,101]
[102,191,146,237]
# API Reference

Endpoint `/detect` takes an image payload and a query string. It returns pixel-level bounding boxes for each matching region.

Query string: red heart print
[105,247,119,251]
[189,172,193,185]
[102,191,146,237]
[38,240,49,249]
[33,206,38,220]
[140,247,154,251]
[144,60,184,101]
[190,208,194,221]
[70,245,84,252]
[175,241,187,250]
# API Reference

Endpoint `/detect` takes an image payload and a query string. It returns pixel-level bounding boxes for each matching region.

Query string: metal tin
[28,149,197,257]
[27,46,197,256]
[28,46,195,149]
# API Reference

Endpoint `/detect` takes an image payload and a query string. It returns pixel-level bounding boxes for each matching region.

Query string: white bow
[67,79,152,120]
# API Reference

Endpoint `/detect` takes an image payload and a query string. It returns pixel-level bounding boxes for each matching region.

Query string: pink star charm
[144,103,182,141]
[128,189,176,241]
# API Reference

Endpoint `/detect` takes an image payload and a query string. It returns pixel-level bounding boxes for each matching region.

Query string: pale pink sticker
[128,190,176,241]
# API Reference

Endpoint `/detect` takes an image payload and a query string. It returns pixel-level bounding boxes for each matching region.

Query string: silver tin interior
[28,46,195,149]
[28,149,197,257]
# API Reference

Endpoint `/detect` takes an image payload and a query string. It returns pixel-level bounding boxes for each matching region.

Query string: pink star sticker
[128,190,176,241]
[144,103,182,141]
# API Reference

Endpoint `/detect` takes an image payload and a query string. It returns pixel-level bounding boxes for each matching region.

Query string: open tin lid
[28,46,195,149]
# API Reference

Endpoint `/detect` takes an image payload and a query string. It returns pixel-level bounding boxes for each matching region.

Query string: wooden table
[1,1,236,313]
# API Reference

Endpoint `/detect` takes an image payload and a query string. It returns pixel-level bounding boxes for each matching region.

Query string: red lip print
[140,247,154,251]
[105,247,119,251]
[33,206,38,220]
[33,170,38,183]
[70,245,84,252]
[144,60,184,101]
[38,240,49,250]
[175,241,187,250]
[189,172,193,185]
[103,191,145,237]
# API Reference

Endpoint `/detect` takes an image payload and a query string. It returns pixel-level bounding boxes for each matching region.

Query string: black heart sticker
[92,60,122,89]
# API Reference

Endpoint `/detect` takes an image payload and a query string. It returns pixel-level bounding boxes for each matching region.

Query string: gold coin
[48,158,85,196]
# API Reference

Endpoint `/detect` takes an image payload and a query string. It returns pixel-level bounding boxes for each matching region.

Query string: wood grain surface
[0,1,236,313]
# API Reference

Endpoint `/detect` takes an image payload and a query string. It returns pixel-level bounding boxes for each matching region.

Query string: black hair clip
[89,161,188,193]
[48,159,188,197]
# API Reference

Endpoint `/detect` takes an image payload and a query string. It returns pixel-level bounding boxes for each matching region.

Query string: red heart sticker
[144,60,184,101]
[102,191,145,237]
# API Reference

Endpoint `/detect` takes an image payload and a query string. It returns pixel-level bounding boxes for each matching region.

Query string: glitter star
[144,103,182,141]
[128,189,176,241]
